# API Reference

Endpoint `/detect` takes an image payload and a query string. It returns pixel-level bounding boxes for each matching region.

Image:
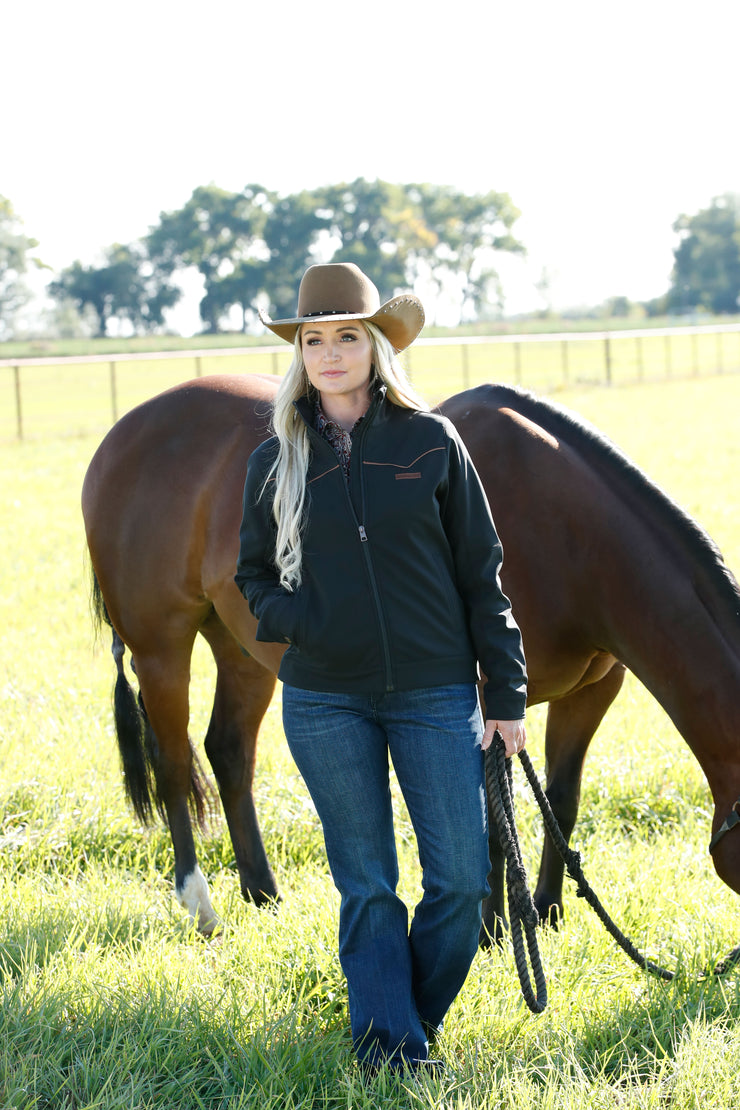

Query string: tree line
[650,193,740,317]
[0,196,48,339]
[1,186,739,341]
[52,180,523,337]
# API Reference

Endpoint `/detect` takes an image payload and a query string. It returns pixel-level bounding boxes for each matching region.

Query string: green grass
[2,376,740,1106]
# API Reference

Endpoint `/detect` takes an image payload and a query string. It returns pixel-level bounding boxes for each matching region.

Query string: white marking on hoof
[176,866,221,935]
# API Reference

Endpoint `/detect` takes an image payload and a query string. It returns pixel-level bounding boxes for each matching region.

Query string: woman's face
[301,320,373,404]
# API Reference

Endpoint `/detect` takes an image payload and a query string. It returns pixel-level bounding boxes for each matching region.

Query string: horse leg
[533,662,626,925]
[133,641,220,934]
[199,613,279,907]
[480,824,507,947]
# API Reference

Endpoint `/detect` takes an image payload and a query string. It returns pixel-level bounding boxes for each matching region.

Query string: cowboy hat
[258,262,425,352]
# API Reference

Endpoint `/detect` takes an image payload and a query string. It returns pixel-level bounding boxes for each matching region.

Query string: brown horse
[81,374,740,939]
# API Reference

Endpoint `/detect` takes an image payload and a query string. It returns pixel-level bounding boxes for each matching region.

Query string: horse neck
[605,537,740,796]
[491,383,740,806]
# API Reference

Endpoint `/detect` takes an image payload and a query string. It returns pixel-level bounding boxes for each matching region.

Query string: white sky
[3,0,739,330]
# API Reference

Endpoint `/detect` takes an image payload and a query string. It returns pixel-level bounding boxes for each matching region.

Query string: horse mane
[480,383,740,617]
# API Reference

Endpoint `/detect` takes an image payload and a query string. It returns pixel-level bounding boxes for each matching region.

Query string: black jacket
[235,390,527,719]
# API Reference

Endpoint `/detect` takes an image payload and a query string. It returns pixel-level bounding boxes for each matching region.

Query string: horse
[81,374,740,941]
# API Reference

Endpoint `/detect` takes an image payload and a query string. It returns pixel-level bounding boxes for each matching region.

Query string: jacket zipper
[298,394,395,691]
[343,452,395,691]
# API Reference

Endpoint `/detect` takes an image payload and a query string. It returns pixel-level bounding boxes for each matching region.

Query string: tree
[260,189,334,320]
[200,259,267,333]
[0,196,46,338]
[668,194,740,315]
[146,184,273,332]
[317,179,435,303]
[407,184,524,322]
[50,259,115,337]
[49,242,180,337]
[603,295,632,318]
[138,178,527,332]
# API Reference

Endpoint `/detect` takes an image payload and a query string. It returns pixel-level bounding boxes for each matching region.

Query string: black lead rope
[485,738,548,1013]
[514,745,675,982]
[486,736,740,1007]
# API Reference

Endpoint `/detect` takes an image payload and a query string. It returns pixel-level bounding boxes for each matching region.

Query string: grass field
[2,374,740,1107]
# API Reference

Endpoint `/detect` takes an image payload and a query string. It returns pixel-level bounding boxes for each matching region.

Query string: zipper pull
[358,524,368,542]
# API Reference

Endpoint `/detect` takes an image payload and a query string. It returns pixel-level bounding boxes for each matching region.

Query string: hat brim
[259,294,424,353]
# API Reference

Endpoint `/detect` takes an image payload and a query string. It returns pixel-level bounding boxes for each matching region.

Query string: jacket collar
[293,383,387,429]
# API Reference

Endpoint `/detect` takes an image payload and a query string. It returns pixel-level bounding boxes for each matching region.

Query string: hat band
[303,308,354,318]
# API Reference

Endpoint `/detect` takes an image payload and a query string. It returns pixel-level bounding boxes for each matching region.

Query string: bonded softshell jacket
[234,389,527,720]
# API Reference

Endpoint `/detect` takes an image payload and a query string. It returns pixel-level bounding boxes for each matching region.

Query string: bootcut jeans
[281,681,490,1068]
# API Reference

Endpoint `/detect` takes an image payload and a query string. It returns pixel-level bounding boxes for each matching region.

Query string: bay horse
[81,374,740,940]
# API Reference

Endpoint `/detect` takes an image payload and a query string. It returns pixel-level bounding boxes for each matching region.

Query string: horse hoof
[246,886,281,909]
[534,899,564,929]
[195,912,223,937]
[177,865,220,935]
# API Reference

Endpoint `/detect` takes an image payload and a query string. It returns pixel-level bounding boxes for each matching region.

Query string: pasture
[3,321,740,441]
[2,373,740,1107]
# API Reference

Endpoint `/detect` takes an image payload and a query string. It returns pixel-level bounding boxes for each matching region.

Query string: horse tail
[89,567,211,829]
[89,567,156,823]
[89,564,108,640]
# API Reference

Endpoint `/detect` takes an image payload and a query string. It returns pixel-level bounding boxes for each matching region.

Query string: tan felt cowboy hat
[258,262,425,352]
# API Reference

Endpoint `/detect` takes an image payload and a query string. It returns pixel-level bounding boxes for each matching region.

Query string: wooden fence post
[109,361,118,423]
[514,342,522,385]
[604,336,612,385]
[461,342,470,390]
[13,365,23,440]
[561,340,569,387]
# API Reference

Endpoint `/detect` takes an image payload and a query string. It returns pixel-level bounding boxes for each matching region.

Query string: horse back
[81,374,279,639]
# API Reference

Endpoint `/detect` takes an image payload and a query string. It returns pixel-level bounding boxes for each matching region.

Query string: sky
[4,0,739,332]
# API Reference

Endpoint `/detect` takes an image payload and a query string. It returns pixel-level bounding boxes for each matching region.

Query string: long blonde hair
[265,321,429,591]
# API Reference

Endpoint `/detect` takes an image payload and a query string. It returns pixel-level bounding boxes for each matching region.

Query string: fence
[3,321,740,441]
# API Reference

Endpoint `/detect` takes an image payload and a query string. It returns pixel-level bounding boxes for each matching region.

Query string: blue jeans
[281,682,490,1067]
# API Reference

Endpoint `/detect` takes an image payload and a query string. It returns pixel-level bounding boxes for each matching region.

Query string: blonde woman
[235,263,527,1077]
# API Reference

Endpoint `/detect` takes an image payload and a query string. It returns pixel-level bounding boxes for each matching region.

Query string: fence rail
[3,322,740,441]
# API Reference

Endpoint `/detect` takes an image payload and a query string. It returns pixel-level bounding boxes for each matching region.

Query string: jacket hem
[278,654,479,696]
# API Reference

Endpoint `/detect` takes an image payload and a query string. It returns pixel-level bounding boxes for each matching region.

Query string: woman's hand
[482,718,526,757]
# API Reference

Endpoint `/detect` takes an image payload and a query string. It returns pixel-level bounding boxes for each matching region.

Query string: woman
[235,262,527,1075]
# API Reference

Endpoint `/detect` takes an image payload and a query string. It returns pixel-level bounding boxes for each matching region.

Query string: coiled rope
[484,738,548,1012]
[485,733,672,1015]
[486,735,740,1008]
